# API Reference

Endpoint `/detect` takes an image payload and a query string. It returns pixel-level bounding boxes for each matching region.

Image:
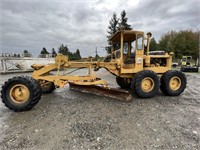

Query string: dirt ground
[0,69,199,150]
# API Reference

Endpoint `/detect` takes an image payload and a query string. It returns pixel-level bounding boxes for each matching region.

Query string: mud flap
[69,83,132,102]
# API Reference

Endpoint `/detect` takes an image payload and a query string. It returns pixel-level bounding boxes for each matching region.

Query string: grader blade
[69,83,132,101]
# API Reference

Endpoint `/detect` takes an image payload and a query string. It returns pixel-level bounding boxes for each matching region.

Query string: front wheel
[1,76,42,111]
[160,70,187,96]
[38,80,55,94]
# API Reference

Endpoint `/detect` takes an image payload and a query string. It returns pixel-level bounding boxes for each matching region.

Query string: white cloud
[0,0,199,57]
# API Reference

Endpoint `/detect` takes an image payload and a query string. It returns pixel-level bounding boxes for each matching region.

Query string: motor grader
[1,30,187,111]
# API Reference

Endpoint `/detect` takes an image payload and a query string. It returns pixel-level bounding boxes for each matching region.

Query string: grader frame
[31,30,172,88]
[1,30,187,112]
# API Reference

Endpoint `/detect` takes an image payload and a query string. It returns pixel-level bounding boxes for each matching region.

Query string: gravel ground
[0,69,199,150]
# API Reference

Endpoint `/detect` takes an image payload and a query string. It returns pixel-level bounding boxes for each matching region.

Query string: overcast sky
[0,0,199,57]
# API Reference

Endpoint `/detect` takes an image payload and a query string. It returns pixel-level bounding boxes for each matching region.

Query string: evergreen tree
[74,49,81,60]
[106,12,119,54]
[51,48,57,57]
[40,47,49,55]
[107,12,119,38]
[106,10,132,54]
[58,44,69,55]
[58,44,64,54]
[118,10,132,30]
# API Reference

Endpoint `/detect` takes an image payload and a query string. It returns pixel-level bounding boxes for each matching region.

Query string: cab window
[137,34,143,50]
[123,43,128,54]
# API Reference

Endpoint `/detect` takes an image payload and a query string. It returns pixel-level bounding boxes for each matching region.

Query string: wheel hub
[169,76,181,91]
[141,77,154,92]
[10,84,30,103]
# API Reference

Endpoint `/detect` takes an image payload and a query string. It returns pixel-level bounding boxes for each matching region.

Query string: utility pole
[95,46,98,57]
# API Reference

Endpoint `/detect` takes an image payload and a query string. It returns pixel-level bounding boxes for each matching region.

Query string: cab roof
[109,30,144,43]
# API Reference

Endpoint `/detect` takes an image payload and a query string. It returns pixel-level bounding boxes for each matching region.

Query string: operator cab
[106,30,172,75]
[108,30,145,71]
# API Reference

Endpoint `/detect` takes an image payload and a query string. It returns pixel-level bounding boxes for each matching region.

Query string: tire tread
[1,76,42,111]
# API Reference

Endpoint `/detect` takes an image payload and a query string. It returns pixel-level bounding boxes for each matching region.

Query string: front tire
[131,70,159,98]
[38,80,55,94]
[1,76,42,111]
[160,70,187,96]
[116,77,131,89]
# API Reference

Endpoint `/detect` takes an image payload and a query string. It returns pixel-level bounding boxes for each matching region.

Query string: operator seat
[124,52,135,64]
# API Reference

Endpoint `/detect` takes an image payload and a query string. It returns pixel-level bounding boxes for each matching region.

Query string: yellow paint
[31,30,173,89]
[141,77,154,92]
[9,84,30,103]
[169,76,181,91]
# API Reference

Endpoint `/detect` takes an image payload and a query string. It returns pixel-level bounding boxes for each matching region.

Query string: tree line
[150,30,199,59]
[39,44,81,60]
[17,44,81,60]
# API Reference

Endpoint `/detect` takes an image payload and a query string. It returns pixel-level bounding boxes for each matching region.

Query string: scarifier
[1,30,187,111]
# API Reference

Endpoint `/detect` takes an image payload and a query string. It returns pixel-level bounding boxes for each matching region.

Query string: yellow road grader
[1,30,187,111]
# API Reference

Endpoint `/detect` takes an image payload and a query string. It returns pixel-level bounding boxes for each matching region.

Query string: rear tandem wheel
[131,70,160,98]
[160,70,187,96]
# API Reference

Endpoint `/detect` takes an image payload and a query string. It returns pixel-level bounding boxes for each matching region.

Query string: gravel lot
[0,69,199,150]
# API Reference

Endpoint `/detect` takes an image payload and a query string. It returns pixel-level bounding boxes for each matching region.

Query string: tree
[39,47,49,58]
[106,12,119,54]
[58,44,64,54]
[74,49,81,60]
[23,50,28,54]
[51,48,57,57]
[40,47,49,55]
[158,30,199,59]
[150,37,158,51]
[158,31,177,53]
[58,44,69,55]
[106,11,132,54]
[23,50,32,57]
[107,12,119,38]
[118,10,132,30]
[57,44,82,60]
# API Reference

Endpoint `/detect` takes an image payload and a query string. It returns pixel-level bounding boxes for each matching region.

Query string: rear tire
[1,76,42,111]
[131,70,159,98]
[160,70,186,96]
[116,77,131,89]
